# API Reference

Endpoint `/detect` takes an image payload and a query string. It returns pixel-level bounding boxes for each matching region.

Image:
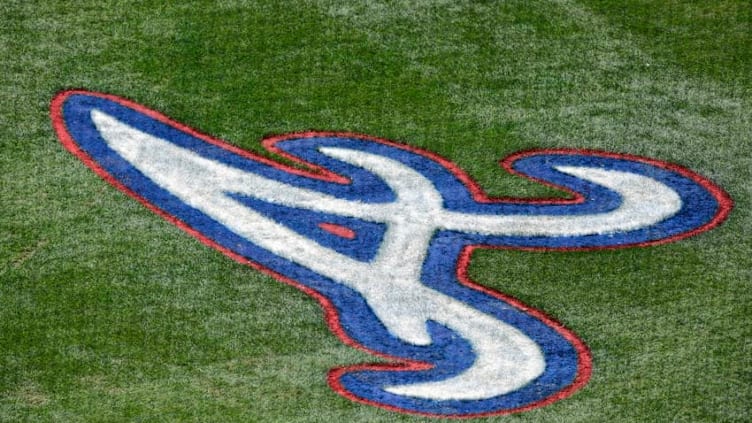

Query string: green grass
[1,0,750,421]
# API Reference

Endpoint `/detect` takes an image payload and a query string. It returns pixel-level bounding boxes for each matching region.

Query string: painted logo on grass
[51,90,732,418]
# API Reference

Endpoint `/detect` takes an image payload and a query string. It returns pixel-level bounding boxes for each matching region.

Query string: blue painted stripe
[59,92,723,416]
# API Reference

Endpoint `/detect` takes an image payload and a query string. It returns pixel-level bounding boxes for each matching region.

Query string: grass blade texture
[1,1,749,421]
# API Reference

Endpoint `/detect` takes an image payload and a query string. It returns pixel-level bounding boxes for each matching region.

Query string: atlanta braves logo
[51,90,732,418]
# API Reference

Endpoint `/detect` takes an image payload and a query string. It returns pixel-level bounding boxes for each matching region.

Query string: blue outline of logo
[52,90,732,417]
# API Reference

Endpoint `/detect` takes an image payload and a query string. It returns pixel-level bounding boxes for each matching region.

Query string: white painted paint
[91,110,681,401]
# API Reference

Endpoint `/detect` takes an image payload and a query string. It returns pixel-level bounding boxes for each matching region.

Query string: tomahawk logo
[52,91,731,417]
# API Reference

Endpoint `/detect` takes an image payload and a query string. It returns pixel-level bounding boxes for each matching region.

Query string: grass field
[1,1,750,421]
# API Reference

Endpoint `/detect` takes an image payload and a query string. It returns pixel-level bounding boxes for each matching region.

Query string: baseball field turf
[1,1,750,421]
